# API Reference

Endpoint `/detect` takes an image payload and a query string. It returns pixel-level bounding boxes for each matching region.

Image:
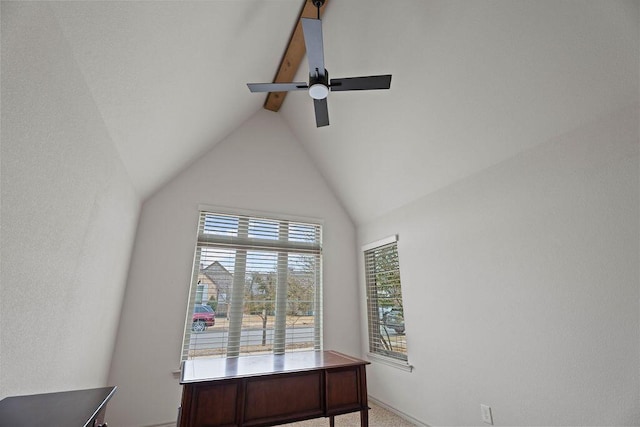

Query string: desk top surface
[181,350,368,384]
[0,386,116,427]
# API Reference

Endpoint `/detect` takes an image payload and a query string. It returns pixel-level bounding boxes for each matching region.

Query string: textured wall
[358,106,639,425]
[106,110,359,427]
[1,2,140,399]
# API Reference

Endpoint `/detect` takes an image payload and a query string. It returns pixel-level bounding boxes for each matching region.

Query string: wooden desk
[179,350,369,427]
[0,386,116,427]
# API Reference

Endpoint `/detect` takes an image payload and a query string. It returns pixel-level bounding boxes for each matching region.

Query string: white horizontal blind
[364,237,408,361]
[181,211,322,360]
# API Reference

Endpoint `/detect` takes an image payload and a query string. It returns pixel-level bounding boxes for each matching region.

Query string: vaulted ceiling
[49,0,638,224]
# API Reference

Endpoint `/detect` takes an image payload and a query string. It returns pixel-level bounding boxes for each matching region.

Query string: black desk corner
[0,385,117,427]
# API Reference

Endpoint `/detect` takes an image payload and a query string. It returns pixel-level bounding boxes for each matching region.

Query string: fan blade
[247,82,308,93]
[313,98,329,127]
[330,75,392,91]
[301,18,325,78]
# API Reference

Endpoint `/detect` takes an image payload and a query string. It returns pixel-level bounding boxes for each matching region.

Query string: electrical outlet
[480,404,493,425]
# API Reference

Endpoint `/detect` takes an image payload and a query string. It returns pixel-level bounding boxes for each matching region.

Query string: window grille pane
[364,238,407,361]
[182,211,322,361]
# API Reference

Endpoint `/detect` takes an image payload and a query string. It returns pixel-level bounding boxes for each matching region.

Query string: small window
[364,235,408,361]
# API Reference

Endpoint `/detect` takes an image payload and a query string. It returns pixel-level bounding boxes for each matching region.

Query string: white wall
[1,2,140,399]
[358,106,639,426]
[107,109,359,427]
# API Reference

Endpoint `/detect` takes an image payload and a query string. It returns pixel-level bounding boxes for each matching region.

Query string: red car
[192,305,215,332]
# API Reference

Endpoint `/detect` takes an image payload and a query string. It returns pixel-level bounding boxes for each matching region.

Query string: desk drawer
[243,371,323,425]
[326,366,365,414]
[183,381,239,427]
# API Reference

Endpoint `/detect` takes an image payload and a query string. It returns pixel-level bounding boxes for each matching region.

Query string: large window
[181,210,322,360]
[364,235,408,361]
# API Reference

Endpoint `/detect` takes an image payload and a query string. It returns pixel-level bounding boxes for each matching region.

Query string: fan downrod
[312,0,325,19]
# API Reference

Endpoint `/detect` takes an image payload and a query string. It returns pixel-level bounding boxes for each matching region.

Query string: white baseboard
[368,395,430,427]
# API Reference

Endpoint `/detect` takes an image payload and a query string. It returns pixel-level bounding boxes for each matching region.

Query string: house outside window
[363,235,408,362]
[181,209,323,361]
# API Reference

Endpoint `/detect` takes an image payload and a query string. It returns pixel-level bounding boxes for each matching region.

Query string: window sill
[367,352,413,372]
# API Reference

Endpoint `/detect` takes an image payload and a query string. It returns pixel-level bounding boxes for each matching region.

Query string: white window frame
[181,207,323,361]
[363,235,412,371]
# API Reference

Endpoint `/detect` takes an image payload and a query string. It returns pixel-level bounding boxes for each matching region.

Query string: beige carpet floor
[280,403,415,427]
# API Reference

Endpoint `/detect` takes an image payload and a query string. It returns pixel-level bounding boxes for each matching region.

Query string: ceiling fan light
[309,83,329,100]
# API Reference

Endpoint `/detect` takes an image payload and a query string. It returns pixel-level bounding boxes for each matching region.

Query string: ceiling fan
[247,0,392,127]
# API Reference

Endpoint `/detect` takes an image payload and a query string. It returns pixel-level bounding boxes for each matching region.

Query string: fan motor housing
[309,70,328,87]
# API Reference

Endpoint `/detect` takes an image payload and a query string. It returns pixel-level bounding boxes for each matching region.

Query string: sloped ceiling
[49,1,300,199]
[50,0,638,224]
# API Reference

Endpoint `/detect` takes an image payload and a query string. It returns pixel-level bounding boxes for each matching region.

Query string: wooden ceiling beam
[264,0,328,112]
